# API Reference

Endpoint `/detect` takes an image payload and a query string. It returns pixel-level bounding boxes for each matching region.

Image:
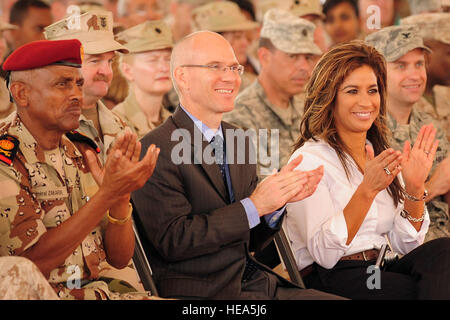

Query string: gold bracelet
[107,203,133,225]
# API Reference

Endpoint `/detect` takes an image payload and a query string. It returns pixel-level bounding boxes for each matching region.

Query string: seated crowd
[0,0,449,300]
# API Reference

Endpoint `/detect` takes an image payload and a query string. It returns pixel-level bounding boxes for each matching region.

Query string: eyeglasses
[180,63,245,76]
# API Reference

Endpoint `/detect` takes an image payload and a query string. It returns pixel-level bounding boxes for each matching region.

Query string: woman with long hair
[285,41,450,299]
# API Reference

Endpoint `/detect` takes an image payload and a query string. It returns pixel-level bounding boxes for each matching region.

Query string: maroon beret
[3,39,83,71]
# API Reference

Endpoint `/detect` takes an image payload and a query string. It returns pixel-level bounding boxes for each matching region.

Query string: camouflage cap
[365,25,431,62]
[257,0,290,20]
[43,10,129,54]
[260,8,322,55]
[192,1,259,32]
[115,20,173,54]
[0,21,18,31]
[408,0,442,14]
[400,13,450,44]
[289,0,325,19]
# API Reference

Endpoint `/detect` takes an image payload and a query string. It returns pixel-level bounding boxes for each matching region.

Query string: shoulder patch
[0,134,19,166]
[66,130,101,154]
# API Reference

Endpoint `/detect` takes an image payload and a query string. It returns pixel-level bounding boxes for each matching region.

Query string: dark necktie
[210,135,227,182]
[211,135,256,282]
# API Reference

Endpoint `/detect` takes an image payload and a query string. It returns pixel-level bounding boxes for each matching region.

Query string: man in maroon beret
[0,39,160,300]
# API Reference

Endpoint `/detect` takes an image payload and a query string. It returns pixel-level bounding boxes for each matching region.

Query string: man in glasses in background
[131,30,340,300]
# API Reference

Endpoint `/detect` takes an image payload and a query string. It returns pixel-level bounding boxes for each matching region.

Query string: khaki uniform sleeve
[0,166,47,256]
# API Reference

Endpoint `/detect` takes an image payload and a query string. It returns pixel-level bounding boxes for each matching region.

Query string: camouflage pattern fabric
[113,90,172,139]
[192,1,259,33]
[0,256,59,300]
[416,86,450,142]
[115,20,174,54]
[364,25,431,63]
[260,8,322,55]
[77,100,128,164]
[0,113,157,300]
[44,9,128,55]
[400,12,450,45]
[387,107,450,242]
[223,79,304,178]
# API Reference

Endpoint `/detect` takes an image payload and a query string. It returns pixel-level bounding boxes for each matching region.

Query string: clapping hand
[361,145,402,197]
[84,131,160,203]
[401,124,439,192]
[250,154,324,216]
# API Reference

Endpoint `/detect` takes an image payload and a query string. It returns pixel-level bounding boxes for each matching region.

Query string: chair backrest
[273,223,305,289]
[132,220,159,296]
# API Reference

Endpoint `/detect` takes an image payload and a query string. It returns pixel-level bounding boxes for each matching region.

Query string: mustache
[93,74,110,82]
[67,99,82,109]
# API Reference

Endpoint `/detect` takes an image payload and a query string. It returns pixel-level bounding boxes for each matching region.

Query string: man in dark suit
[131,30,341,300]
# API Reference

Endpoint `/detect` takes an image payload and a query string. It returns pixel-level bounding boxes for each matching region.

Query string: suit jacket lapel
[172,107,229,203]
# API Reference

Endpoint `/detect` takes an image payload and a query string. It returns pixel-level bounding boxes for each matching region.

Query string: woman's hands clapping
[401,124,439,193]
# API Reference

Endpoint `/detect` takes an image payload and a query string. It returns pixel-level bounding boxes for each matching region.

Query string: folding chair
[132,221,159,296]
[273,223,305,289]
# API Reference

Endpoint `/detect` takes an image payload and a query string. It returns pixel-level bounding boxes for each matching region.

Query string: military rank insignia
[66,130,101,154]
[0,135,19,166]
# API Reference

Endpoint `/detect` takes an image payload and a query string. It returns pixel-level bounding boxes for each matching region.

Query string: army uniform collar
[6,113,82,165]
[254,80,300,127]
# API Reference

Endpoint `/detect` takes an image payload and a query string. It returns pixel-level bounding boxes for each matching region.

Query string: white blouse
[285,139,430,271]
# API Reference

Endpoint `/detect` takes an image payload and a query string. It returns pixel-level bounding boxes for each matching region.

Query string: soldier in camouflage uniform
[114,20,174,139]
[401,13,450,141]
[192,1,260,93]
[44,10,130,164]
[0,257,59,299]
[0,39,160,299]
[223,9,322,177]
[366,25,450,241]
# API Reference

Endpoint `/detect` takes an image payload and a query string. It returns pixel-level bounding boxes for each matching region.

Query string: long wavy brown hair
[293,40,404,206]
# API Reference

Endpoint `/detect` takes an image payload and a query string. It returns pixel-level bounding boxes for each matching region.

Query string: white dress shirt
[285,139,430,271]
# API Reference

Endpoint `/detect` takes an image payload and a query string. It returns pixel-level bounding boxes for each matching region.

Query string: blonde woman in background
[114,20,174,138]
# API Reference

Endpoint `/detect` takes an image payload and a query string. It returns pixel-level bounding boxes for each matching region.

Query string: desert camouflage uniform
[78,101,128,164]
[387,108,450,241]
[0,256,59,300]
[0,113,154,300]
[223,80,304,177]
[113,90,172,139]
